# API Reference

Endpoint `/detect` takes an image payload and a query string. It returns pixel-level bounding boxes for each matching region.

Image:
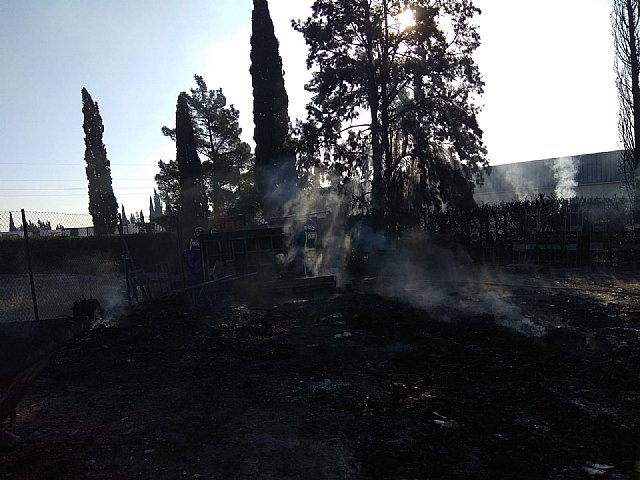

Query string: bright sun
[396,8,415,30]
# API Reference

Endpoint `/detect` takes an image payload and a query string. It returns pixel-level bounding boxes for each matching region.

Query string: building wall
[474,150,628,204]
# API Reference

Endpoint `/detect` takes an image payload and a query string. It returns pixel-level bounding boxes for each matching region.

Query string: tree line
[79,0,640,243]
[80,0,487,242]
[6,213,63,233]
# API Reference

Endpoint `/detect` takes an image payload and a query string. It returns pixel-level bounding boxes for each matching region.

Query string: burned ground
[1,270,639,479]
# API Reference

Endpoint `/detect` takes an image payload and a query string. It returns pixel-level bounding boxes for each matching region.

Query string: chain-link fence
[0,211,182,323]
[2,200,637,323]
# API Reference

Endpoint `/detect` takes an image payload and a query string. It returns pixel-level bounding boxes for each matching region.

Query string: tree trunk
[380,0,392,232]
[627,0,640,223]
[364,0,384,231]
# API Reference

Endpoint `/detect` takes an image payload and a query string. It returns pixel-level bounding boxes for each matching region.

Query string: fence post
[176,217,186,288]
[21,209,39,321]
[117,214,132,305]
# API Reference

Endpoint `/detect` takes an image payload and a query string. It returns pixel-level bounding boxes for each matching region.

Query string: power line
[0,162,154,166]
[0,187,152,191]
[0,193,152,197]
[0,179,154,182]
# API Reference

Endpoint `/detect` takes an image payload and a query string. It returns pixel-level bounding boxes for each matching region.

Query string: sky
[0,0,620,217]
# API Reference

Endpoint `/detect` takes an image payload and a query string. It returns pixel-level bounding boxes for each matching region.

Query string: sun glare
[396,8,415,30]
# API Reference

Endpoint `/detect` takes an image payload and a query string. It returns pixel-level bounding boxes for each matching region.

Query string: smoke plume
[264,163,351,285]
[373,231,546,337]
[552,156,578,199]
[504,163,538,200]
[266,164,545,337]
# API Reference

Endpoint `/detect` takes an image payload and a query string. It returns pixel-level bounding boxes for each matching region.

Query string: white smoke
[504,163,538,200]
[373,231,546,337]
[268,169,351,284]
[552,156,578,199]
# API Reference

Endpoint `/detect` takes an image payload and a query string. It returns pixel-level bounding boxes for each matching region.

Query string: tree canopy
[157,76,252,220]
[175,91,209,237]
[149,189,163,220]
[8,212,17,232]
[121,204,130,225]
[81,87,119,235]
[294,0,486,233]
[155,159,180,215]
[251,0,297,216]
[612,0,640,220]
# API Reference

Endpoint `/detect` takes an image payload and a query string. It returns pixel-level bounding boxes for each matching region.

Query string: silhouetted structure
[474,151,626,204]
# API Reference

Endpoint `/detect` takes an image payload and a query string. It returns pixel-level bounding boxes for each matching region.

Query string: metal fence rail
[1,200,637,322]
[0,210,182,323]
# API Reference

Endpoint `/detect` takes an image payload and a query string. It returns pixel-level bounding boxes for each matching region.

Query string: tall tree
[158,77,252,219]
[149,196,155,220]
[8,212,17,232]
[121,204,130,225]
[153,188,163,217]
[81,88,119,235]
[251,0,296,215]
[175,92,208,239]
[155,159,180,215]
[294,0,486,233]
[613,0,640,221]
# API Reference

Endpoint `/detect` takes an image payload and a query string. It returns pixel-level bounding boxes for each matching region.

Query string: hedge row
[0,233,180,275]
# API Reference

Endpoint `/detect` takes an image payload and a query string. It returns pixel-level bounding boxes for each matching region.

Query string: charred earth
[1,270,639,479]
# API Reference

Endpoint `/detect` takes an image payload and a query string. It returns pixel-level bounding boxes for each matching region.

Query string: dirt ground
[1,266,640,479]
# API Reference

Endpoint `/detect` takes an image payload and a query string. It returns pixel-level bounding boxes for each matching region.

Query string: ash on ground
[1,268,639,479]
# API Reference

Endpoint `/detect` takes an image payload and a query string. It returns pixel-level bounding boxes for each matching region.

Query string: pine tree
[129,214,136,225]
[295,0,486,232]
[139,210,145,225]
[155,160,180,215]
[8,212,17,232]
[159,77,252,218]
[81,88,119,235]
[250,0,296,215]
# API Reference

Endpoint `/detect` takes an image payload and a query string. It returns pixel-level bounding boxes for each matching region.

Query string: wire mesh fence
[0,211,185,323]
[1,200,637,322]
[0,211,127,322]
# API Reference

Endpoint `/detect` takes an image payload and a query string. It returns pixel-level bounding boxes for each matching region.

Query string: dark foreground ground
[1,268,640,479]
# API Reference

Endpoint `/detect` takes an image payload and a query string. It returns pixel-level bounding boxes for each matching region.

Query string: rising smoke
[277,177,351,285]
[479,156,580,203]
[503,163,539,201]
[552,156,578,199]
[372,231,546,337]
[270,163,545,337]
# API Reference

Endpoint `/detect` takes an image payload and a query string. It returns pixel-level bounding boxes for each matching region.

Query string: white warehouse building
[474,150,628,204]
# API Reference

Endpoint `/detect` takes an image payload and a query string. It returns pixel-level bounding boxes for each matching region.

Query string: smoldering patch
[371,232,547,337]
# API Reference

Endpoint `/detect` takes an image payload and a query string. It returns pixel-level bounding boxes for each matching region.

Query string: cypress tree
[81,88,118,235]
[175,92,208,240]
[250,0,296,215]
[8,212,17,232]
[149,196,155,220]
[121,204,130,225]
[153,188,163,217]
